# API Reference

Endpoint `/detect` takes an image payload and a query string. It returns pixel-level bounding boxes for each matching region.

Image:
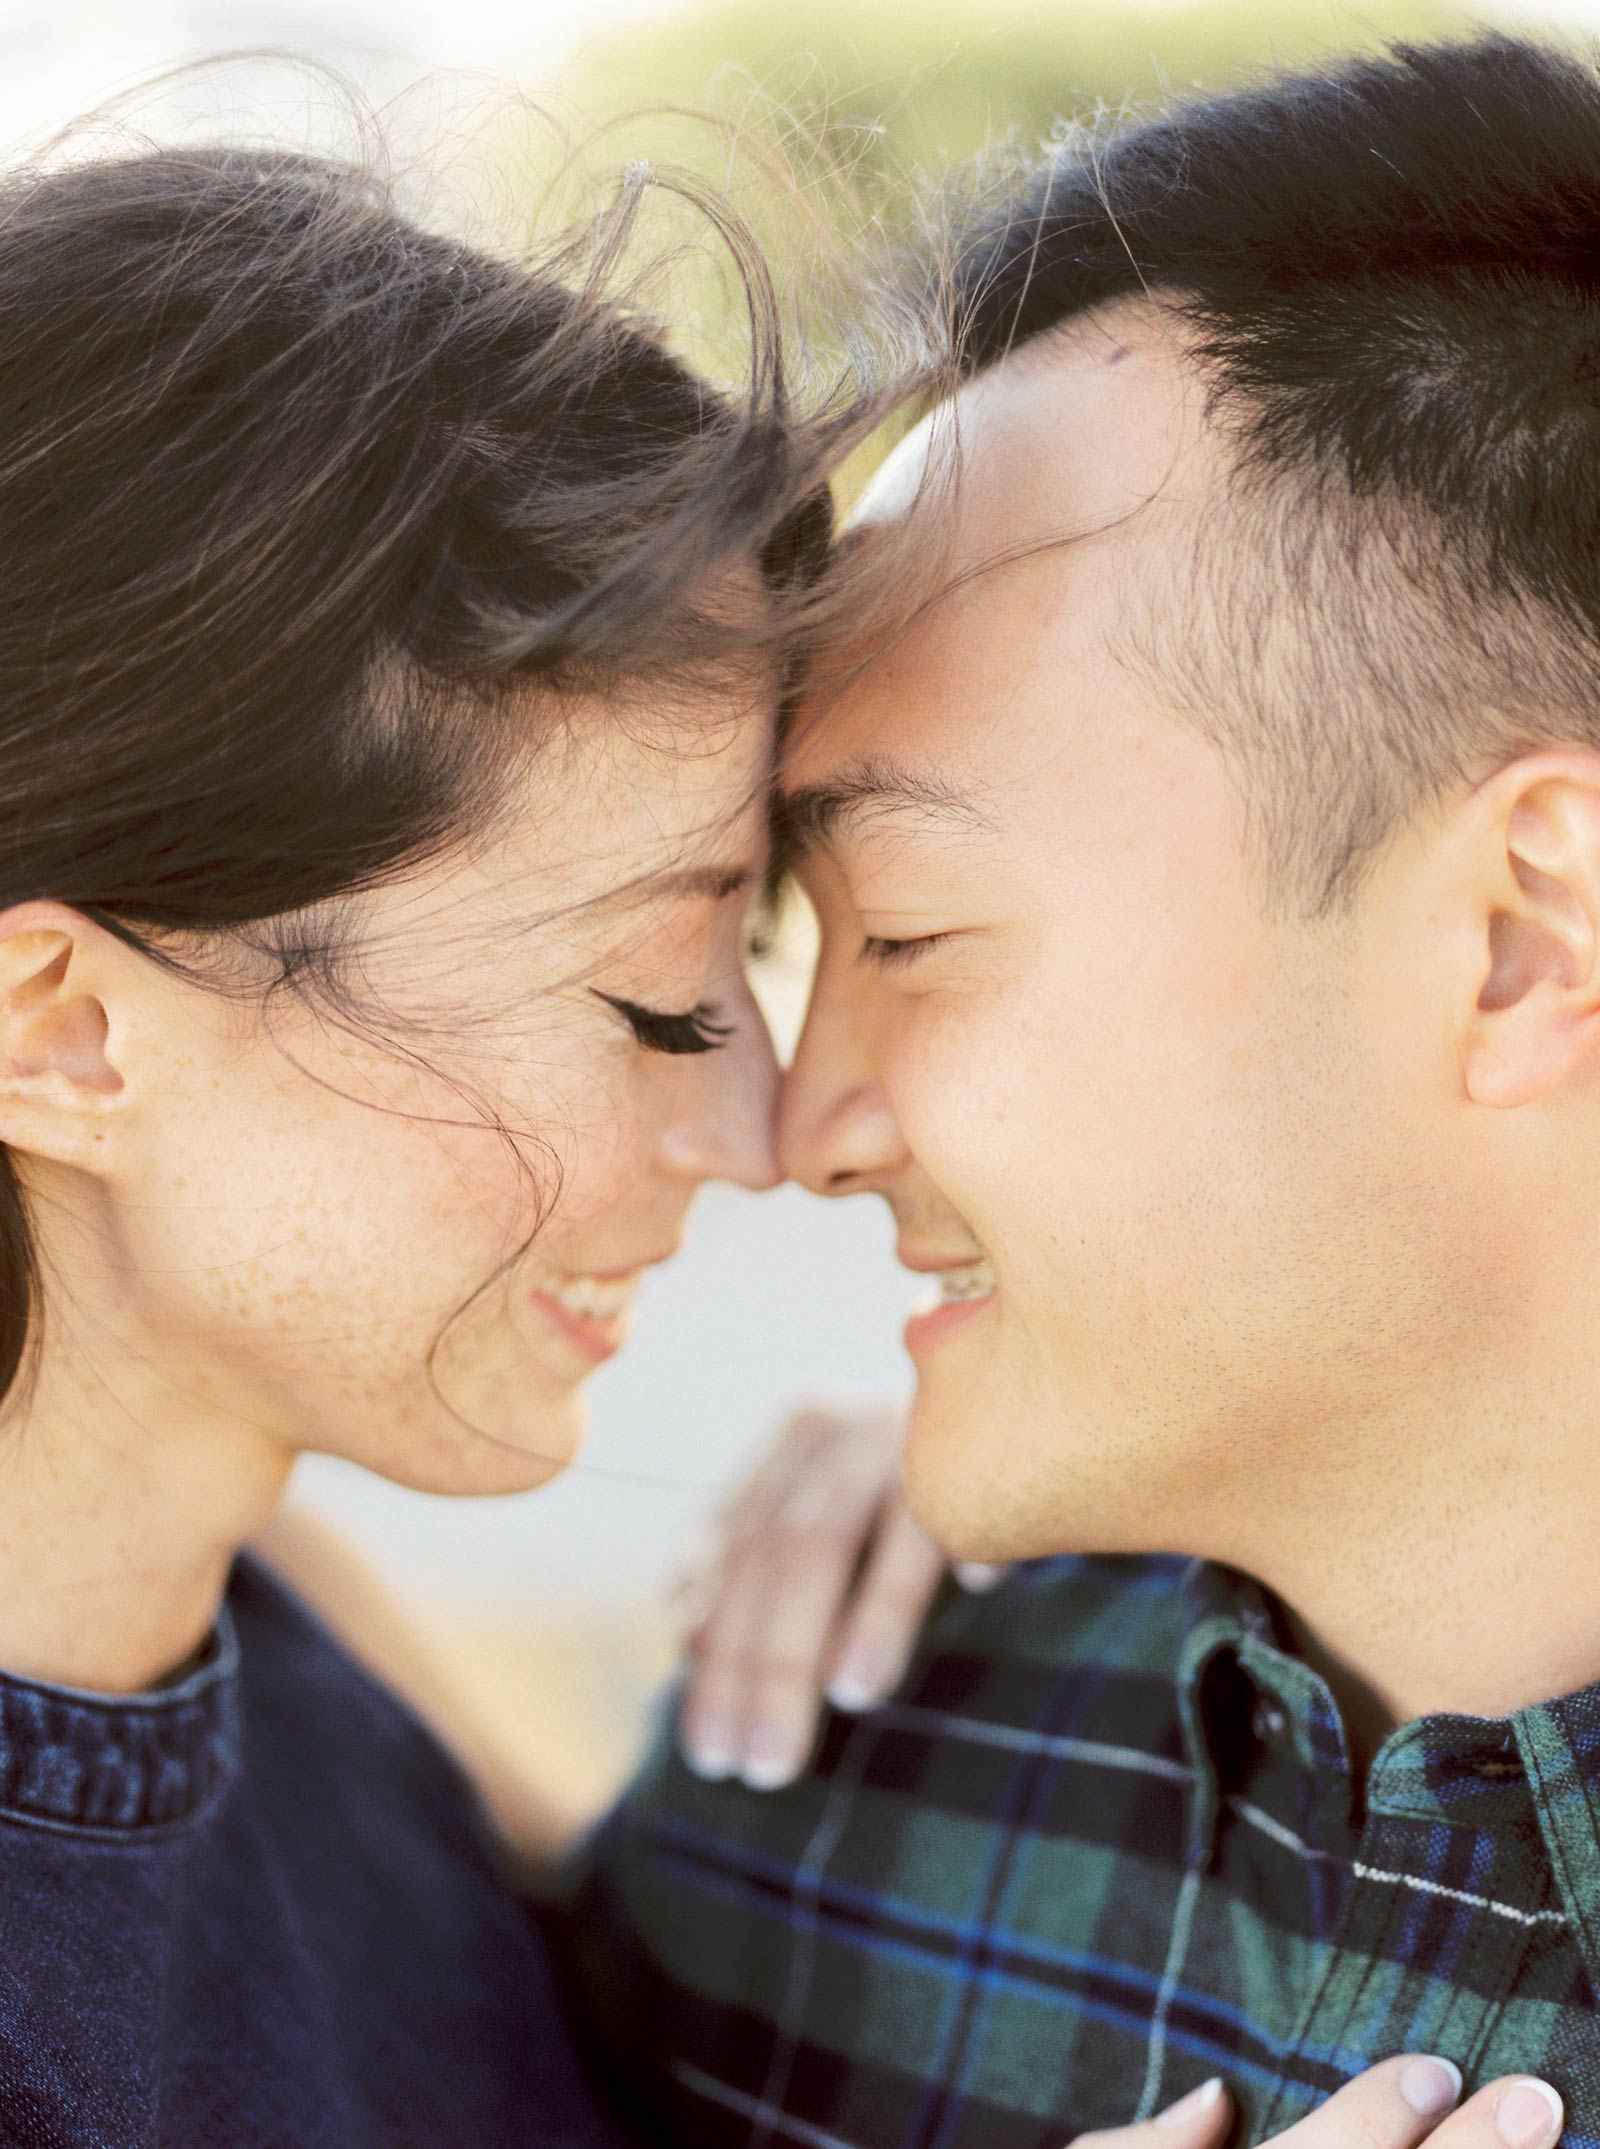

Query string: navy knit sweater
[0,1554,633,2148]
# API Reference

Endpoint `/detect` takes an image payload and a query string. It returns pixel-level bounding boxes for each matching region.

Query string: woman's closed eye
[858,932,955,971]
[591,988,733,1055]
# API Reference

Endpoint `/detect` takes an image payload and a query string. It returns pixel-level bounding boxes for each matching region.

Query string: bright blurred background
[1,0,1563,1822]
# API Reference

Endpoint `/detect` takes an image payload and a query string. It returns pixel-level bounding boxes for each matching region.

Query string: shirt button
[1252,1695,1288,1743]
[1469,1753,1523,1781]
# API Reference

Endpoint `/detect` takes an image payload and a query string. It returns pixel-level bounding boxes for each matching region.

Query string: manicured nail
[1494,2081,1563,2149]
[954,1562,1006,1593]
[1399,2059,1462,2117]
[741,1724,803,1791]
[1155,2078,1224,2127]
[682,1715,737,1782]
[827,1645,889,1714]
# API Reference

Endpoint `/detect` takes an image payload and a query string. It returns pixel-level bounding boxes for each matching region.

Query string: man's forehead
[775,304,1224,870]
[849,407,943,531]
[845,298,1215,561]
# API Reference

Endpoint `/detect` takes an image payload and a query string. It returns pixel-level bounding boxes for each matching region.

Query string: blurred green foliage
[566,0,1485,178]
[497,0,1550,468]
[530,0,1507,407]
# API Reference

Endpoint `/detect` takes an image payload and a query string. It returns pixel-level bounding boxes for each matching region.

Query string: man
[555,31,1600,2148]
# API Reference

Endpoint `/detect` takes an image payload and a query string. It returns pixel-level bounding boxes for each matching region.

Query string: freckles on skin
[118,684,772,1492]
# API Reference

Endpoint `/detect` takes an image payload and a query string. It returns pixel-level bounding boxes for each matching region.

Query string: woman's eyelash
[859,933,952,971]
[591,989,733,1056]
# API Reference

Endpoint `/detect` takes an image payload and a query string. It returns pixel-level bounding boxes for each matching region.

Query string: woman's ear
[0,908,127,1166]
[1461,755,1600,1109]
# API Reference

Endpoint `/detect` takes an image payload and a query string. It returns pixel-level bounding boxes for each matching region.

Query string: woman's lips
[903,1257,997,1358]
[530,1268,645,1366]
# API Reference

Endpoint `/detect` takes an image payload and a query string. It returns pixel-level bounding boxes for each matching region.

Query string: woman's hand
[675,1404,1004,1789]
[1089,2060,1563,2149]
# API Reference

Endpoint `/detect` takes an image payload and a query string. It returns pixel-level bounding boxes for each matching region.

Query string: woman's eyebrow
[597,862,754,910]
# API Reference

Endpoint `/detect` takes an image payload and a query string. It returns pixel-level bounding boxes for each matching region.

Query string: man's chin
[903,1370,1159,1566]
[901,1378,1058,1565]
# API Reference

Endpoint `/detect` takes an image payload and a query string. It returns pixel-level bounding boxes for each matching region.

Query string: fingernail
[1155,2078,1224,2127]
[954,1562,1006,1593]
[1495,2081,1564,2149]
[741,1724,803,1791]
[827,1645,888,1714]
[1399,2059,1462,2117]
[682,1716,738,1782]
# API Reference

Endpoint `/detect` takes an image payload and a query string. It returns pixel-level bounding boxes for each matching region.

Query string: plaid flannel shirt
[559,1554,1600,2149]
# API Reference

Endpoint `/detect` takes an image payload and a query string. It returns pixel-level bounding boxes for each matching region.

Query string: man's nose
[778,1001,909,1197]
[656,985,783,1193]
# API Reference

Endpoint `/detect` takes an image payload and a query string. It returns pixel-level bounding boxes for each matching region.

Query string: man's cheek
[893,1013,1028,1171]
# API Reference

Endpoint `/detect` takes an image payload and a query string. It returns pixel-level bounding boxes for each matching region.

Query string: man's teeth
[912,1259,997,1314]
[542,1273,640,1321]
[938,1259,996,1304]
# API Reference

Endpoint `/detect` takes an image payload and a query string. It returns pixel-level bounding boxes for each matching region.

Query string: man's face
[778,306,1494,1567]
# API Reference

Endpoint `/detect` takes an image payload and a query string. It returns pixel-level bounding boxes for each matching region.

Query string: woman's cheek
[521,1066,653,1239]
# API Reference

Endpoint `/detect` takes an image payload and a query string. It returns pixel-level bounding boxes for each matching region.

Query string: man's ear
[0,906,127,1165]
[1460,754,1600,1109]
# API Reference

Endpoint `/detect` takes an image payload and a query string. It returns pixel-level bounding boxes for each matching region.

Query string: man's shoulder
[851,1548,1193,1755]
[578,1550,1193,1897]
[550,1552,1195,2124]
[919,1548,1194,1680]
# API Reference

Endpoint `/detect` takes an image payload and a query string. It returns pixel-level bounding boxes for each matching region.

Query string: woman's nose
[656,991,782,1192]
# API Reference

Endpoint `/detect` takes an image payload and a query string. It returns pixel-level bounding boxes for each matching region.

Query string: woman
[0,119,843,2148]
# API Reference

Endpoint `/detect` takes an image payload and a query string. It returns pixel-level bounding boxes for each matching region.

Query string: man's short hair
[948,34,1600,912]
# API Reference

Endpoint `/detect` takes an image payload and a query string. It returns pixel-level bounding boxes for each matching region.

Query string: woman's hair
[0,98,889,1413]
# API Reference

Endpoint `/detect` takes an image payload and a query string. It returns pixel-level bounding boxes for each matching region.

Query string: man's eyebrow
[770,754,993,876]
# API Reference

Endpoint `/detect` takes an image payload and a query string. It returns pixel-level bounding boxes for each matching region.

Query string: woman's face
[91,674,781,1494]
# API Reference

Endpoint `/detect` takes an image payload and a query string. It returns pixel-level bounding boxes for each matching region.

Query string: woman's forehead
[428,683,776,920]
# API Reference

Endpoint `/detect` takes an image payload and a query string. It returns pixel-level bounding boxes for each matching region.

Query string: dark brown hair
[919,32,1600,913]
[0,111,877,1413]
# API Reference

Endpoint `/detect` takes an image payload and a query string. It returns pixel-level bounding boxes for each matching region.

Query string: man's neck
[1230,1347,1600,1779]
[0,1328,292,1695]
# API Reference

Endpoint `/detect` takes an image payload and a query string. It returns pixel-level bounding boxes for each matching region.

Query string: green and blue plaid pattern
[561,1555,1600,2149]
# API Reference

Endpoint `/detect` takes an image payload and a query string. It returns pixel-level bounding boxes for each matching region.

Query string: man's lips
[899,1246,999,1358]
[897,1243,990,1275]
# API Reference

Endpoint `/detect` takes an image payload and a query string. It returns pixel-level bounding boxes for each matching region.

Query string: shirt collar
[1175,1558,1355,1858]
[0,1594,240,1836]
[1174,1556,1600,1988]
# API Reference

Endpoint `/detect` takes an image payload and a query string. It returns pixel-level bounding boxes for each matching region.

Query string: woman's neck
[0,1325,292,1694]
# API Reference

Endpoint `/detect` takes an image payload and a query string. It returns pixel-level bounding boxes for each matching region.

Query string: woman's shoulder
[228,1547,517,1891]
[0,1556,634,2148]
